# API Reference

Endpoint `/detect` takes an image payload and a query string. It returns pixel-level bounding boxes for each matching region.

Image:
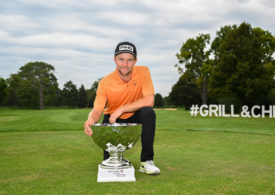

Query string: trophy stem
[109,150,122,159]
[100,150,131,169]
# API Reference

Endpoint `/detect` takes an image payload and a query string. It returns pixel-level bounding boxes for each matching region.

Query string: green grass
[0,108,274,194]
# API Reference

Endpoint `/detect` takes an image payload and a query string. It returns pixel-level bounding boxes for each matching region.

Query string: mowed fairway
[0,109,274,194]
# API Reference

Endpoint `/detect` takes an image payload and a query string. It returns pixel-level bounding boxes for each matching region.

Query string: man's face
[114,53,137,77]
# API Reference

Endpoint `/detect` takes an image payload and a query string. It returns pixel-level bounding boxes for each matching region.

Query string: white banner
[190,105,275,118]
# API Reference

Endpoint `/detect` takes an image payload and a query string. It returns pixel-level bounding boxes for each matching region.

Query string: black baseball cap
[114,41,137,58]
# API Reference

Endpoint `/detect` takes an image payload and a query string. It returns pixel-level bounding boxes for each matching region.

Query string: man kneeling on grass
[84,41,160,175]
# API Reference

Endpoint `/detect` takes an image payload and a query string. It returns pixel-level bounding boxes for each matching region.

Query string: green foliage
[5,88,17,106]
[87,90,96,108]
[78,84,87,108]
[90,77,101,91]
[268,88,275,104]
[87,78,102,107]
[2,68,101,108]
[170,70,201,109]
[0,77,7,105]
[209,22,275,106]
[211,24,237,56]
[163,95,173,107]
[175,33,211,77]
[5,74,21,106]
[19,61,58,109]
[17,79,39,108]
[62,81,78,108]
[175,33,211,104]
[3,62,58,109]
[154,93,164,108]
[173,22,275,108]
[1,63,103,108]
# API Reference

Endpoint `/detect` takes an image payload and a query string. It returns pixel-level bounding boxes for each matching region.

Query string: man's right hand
[84,119,93,136]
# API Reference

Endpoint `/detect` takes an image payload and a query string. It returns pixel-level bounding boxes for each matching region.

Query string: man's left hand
[109,107,124,123]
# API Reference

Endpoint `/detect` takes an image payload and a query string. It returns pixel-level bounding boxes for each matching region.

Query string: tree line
[0,61,101,109]
[0,22,274,110]
[170,22,275,111]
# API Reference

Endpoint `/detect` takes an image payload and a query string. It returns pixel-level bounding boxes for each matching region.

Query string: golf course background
[0,108,274,194]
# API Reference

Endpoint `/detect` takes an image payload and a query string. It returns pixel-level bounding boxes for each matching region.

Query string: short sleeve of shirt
[142,67,155,96]
[93,80,107,111]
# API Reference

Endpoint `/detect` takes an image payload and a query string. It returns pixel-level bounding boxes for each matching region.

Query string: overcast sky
[0,0,274,96]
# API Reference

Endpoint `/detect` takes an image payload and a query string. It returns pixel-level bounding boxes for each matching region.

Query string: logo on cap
[119,45,134,52]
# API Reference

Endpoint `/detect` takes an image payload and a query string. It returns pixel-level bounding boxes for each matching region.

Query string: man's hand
[108,95,154,123]
[84,119,94,136]
[109,107,124,123]
[84,109,102,136]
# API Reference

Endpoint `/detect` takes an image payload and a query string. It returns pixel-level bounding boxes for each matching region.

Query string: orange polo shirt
[93,66,155,119]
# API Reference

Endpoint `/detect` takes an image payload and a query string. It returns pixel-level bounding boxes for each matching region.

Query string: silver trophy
[92,123,141,182]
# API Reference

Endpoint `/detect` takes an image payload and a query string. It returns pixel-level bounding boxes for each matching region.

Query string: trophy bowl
[92,123,142,169]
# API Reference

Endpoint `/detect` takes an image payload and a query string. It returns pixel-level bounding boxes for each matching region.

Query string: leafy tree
[0,77,7,105]
[5,74,20,106]
[175,33,211,104]
[154,93,164,108]
[87,90,96,108]
[163,95,173,107]
[90,78,101,91]
[78,84,87,108]
[169,70,201,109]
[43,78,59,107]
[54,88,63,107]
[18,61,58,109]
[17,79,39,108]
[211,24,237,56]
[209,22,275,107]
[62,81,78,107]
[6,88,17,106]
[268,87,275,104]
[87,78,102,107]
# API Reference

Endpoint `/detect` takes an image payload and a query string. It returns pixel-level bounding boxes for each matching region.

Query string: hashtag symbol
[190,105,199,116]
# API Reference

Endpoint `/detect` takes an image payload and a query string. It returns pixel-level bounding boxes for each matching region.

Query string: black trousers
[102,107,156,162]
